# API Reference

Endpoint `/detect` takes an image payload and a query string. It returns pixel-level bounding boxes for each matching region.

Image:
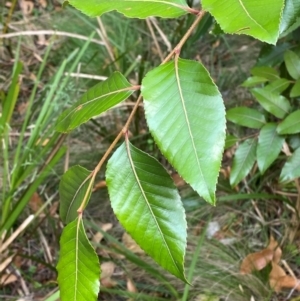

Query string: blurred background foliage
[1,0,300,300]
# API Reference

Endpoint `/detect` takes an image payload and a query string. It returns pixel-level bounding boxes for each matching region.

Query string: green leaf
[241,76,268,87]
[290,79,300,97]
[56,72,134,133]
[230,138,257,187]
[277,110,300,134]
[0,61,22,127]
[289,135,300,150]
[59,166,92,224]
[141,58,226,204]
[57,218,100,301]
[280,17,300,37]
[280,0,300,34]
[250,66,280,81]
[284,50,300,80]
[251,88,291,119]
[265,78,290,94]
[225,135,238,149]
[106,142,187,281]
[280,147,300,182]
[226,107,266,129]
[257,123,284,174]
[257,43,291,67]
[201,0,284,44]
[67,0,189,18]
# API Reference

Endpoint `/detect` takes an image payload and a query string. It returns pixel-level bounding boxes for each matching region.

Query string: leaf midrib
[280,118,300,132]
[58,87,133,126]
[259,125,282,170]
[174,57,210,198]
[237,0,269,36]
[65,175,91,222]
[111,0,187,9]
[229,112,265,124]
[255,90,290,114]
[234,139,256,182]
[125,142,181,274]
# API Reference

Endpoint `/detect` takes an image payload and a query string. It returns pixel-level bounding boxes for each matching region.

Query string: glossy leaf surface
[201,0,284,44]
[257,123,284,174]
[280,147,300,182]
[251,88,291,119]
[106,142,187,281]
[57,219,100,301]
[142,58,226,204]
[277,110,300,134]
[226,107,266,129]
[290,79,300,97]
[284,50,300,80]
[265,78,290,94]
[230,138,257,187]
[241,76,268,87]
[59,166,92,224]
[67,0,189,18]
[56,72,134,132]
[280,0,300,34]
[225,135,238,149]
[251,66,279,81]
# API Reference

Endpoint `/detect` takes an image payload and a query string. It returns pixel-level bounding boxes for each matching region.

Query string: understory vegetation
[1,0,300,300]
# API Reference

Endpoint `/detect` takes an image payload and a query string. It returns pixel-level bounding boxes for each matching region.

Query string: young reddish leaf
[142,58,226,204]
[106,142,187,282]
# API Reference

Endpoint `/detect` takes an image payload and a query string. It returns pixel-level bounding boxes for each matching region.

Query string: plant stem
[77,94,143,213]
[162,10,206,64]
[77,10,206,213]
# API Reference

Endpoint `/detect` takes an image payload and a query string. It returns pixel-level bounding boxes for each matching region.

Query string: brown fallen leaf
[101,261,115,279]
[39,0,47,8]
[49,201,59,217]
[122,232,144,254]
[92,223,113,244]
[240,248,273,274]
[240,236,282,274]
[0,273,18,285]
[269,262,300,293]
[20,0,34,15]
[29,192,43,213]
[127,278,137,293]
[100,262,117,288]
[267,236,282,264]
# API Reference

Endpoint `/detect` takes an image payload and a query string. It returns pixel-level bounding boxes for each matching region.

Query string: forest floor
[1,1,300,301]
